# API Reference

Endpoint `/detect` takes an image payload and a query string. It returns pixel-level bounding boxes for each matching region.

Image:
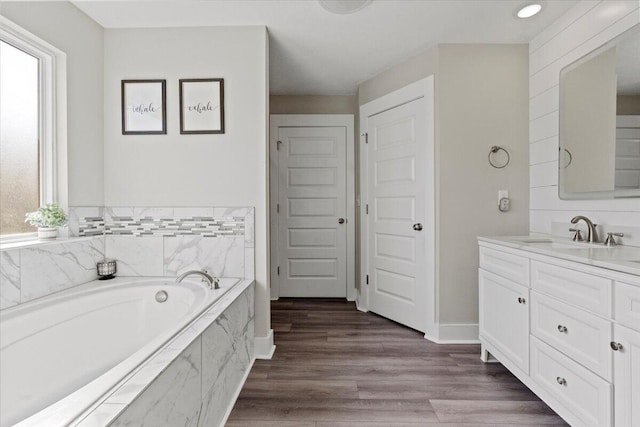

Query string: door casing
[359,77,437,339]
[269,114,356,300]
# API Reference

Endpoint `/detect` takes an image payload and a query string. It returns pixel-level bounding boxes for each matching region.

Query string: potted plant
[25,204,68,240]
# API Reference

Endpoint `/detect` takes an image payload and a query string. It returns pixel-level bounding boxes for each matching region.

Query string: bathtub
[0,276,240,427]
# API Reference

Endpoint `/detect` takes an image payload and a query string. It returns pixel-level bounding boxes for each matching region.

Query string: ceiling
[73,0,579,95]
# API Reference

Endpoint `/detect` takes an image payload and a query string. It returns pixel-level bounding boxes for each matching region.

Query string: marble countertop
[478,235,640,278]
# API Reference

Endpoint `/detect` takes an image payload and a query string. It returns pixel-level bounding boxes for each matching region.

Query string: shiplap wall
[529,0,640,234]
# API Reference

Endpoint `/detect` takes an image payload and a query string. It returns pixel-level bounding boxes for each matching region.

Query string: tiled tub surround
[68,207,248,238]
[0,237,105,310]
[67,206,255,281]
[3,277,254,427]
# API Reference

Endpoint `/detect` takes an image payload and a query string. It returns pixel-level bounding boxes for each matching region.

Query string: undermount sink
[513,238,610,250]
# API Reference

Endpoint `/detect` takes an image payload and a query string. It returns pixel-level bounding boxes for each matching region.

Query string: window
[0,40,40,235]
[0,17,66,242]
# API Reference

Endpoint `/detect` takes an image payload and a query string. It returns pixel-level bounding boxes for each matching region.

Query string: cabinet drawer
[531,260,612,317]
[479,247,529,286]
[530,336,612,427]
[479,268,529,374]
[531,292,612,381]
[615,281,640,332]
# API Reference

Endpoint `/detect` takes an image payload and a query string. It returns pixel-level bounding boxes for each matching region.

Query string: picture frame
[121,80,167,135]
[179,78,225,134]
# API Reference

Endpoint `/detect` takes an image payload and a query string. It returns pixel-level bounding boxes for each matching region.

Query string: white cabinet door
[277,126,347,297]
[613,324,640,427]
[479,268,530,373]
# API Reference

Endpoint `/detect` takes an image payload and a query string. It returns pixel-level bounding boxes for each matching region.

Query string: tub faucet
[570,216,599,243]
[176,270,219,290]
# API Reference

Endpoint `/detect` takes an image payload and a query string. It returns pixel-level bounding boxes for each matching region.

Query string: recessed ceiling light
[318,0,373,15]
[517,3,542,19]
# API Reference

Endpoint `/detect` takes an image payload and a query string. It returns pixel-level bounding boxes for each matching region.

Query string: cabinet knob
[517,297,526,304]
[556,376,567,386]
[610,341,623,351]
[557,325,568,333]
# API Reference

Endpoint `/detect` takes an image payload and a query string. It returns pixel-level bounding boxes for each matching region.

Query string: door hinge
[277,266,280,276]
[277,140,282,150]
[366,274,369,285]
[366,204,369,215]
[361,132,368,144]
[276,203,279,213]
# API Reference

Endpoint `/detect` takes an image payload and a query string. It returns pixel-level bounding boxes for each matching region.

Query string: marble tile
[199,320,253,427]
[244,248,254,280]
[132,207,174,219]
[202,284,253,394]
[213,207,248,218]
[164,236,244,278]
[199,364,231,427]
[173,207,214,218]
[105,236,164,276]
[0,249,20,310]
[244,208,254,248]
[104,207,134,222]
[20,237,104,302]
[68,206,104,237]
[110,338,202,427]
[73,403,126,427]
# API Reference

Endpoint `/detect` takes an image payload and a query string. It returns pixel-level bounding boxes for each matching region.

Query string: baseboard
[219,357,255,427]
[254,329,276,359]
[426,323,480,344]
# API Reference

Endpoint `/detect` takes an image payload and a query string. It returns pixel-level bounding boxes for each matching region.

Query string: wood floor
[227,298,567,426]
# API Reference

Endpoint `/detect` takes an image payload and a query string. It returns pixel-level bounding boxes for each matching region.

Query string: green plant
[25,204,68,228]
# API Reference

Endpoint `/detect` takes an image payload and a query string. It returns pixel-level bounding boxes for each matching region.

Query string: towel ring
[562,148,572,168]
[488,146,510,169]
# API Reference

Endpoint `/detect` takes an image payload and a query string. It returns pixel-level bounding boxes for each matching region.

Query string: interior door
[277,126,347,297]
[366,97,429,332]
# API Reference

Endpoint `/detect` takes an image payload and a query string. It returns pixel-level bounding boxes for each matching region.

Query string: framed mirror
[559,24,640,200]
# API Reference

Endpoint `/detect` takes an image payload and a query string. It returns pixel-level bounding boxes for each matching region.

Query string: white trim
[426,323,480,344]
[254,329,276,360]
[269,114,356,301]
[358,77,437,338]
[0,16,68,243]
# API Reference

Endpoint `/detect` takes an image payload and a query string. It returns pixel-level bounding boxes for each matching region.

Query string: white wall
[438,44,530,326]
[0,1,104,206]
[529,0,640,233]
[103,26,270,339]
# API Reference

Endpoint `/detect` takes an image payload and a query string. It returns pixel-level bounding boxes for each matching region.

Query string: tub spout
[175,270,219,290]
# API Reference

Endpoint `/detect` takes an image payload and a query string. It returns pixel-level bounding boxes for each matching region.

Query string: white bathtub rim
[9,276,243,427]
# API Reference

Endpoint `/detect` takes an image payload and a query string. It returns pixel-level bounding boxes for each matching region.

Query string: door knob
[413,223,423,231]
[610,341,623,351]
[338,218,346,224]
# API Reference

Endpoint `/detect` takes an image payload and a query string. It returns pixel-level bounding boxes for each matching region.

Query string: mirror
[559,24,640,199]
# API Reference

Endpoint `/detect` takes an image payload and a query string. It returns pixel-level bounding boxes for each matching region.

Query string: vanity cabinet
[478,240,640,427]
[479,269,529,373]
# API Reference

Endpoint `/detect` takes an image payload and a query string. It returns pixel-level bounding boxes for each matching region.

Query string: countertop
[478,235,640,278]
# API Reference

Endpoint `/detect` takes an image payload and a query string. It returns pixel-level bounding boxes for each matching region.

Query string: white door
[363,91,433,332]
[277,126,347,297]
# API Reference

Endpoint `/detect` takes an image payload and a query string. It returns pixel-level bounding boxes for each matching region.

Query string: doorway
[270,115,355,299]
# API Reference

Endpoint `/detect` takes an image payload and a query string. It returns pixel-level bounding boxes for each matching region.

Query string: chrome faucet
[175,270,219,289]
[570,216,599,243]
